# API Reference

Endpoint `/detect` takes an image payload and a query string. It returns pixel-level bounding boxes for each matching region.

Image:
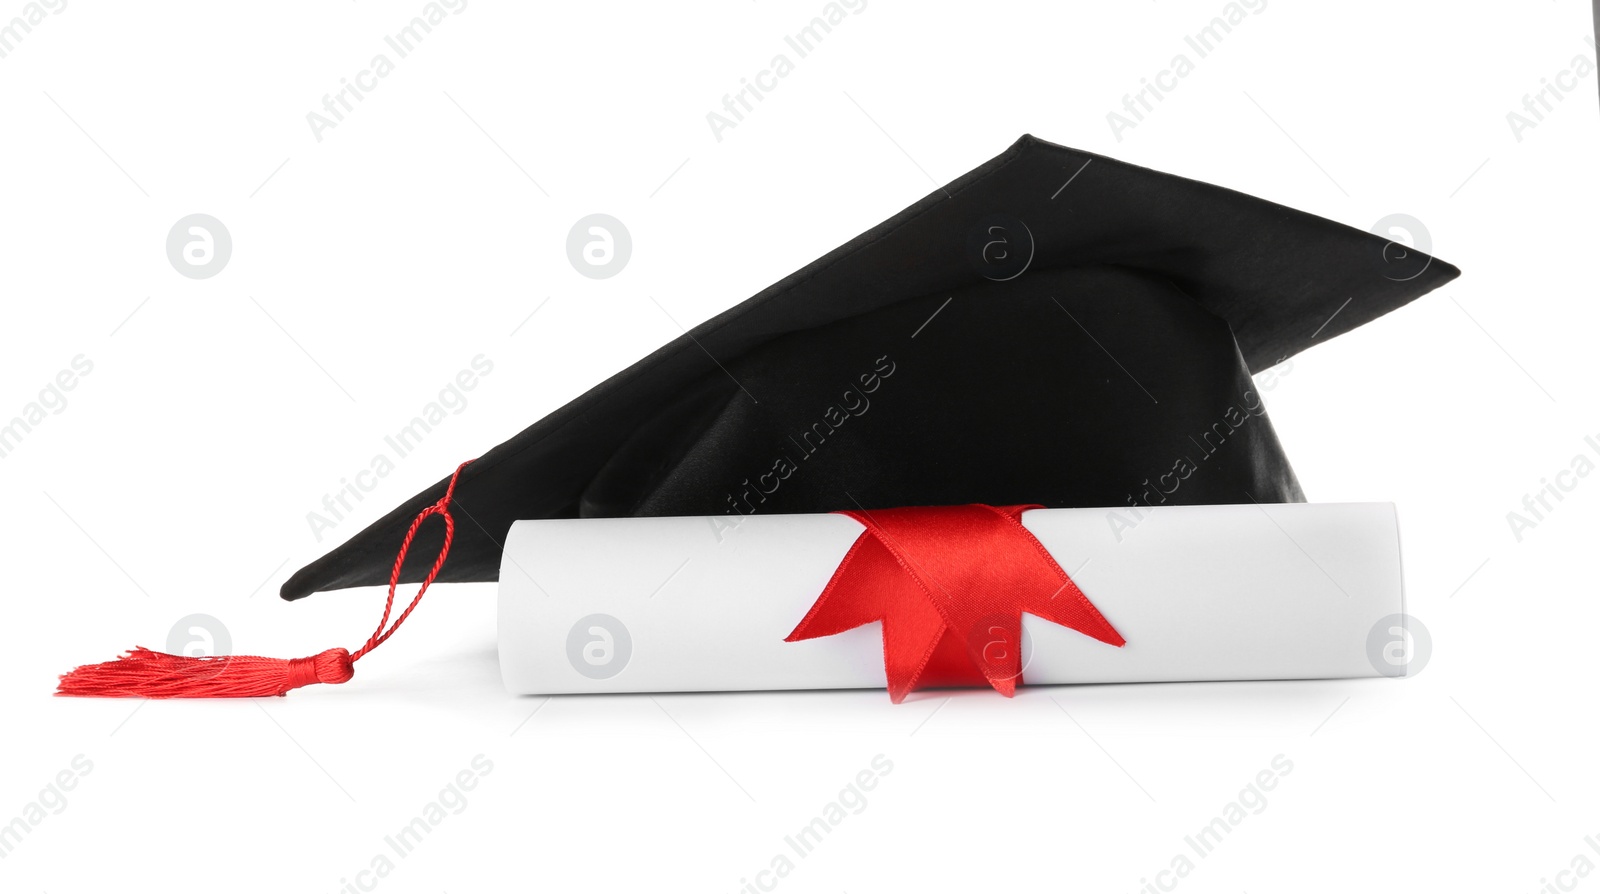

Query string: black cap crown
[283,135,1458,600]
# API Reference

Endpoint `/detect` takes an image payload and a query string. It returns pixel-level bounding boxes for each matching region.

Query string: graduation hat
[281,134,1458,602]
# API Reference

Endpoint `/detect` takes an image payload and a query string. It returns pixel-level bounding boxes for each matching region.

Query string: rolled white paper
[497,502,1404,695]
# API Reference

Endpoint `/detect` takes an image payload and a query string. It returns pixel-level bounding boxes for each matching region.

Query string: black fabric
[281,135,1458,601]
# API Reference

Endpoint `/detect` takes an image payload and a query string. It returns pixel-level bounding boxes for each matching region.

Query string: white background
[2,1,1597,891]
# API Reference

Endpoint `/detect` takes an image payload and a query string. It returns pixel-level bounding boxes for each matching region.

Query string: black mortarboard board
[281,134,1458,601]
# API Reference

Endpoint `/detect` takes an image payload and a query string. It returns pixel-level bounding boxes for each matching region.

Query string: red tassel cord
[56,460,475,699]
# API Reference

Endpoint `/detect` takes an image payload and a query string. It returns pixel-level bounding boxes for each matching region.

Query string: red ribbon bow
[785,504,1124,702]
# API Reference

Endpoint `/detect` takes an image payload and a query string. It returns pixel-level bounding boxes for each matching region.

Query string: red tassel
[56,647,353,698]
[56,460,474,699]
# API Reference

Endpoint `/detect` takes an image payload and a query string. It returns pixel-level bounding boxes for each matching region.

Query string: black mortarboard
[281,134,1458,601]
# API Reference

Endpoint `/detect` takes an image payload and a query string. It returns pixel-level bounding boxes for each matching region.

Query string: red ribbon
[785,504,1124,702]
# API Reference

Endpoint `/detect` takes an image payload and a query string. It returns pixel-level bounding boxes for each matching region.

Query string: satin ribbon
[785,504,1124,702]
